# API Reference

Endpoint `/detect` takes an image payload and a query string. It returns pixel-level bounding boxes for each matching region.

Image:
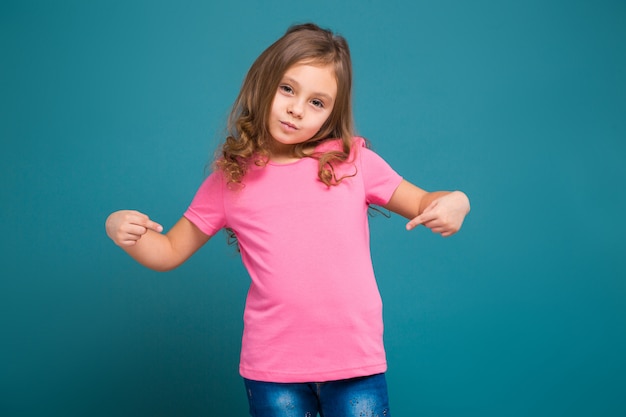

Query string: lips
[280,121,298,130]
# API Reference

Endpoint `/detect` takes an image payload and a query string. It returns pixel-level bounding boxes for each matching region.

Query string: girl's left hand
[406,191,470,237]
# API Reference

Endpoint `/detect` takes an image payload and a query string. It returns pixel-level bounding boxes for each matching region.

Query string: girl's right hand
[105,210,164,247]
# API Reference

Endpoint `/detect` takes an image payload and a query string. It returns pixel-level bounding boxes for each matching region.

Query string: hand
[406,191,470,237]
[105,210,163,247]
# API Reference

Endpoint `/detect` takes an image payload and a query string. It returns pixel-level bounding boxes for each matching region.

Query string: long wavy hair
[217,23,357,186]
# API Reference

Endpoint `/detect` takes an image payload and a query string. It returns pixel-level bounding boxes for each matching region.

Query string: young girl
[106,23,470,417]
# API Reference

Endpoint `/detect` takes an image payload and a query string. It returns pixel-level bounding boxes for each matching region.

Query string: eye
[311,99,325,108]
[279,84,294,94]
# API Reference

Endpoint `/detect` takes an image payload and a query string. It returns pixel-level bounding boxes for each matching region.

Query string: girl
[106,23,470,417]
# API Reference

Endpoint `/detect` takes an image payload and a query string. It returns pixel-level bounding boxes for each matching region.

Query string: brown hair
[217,23,356,186]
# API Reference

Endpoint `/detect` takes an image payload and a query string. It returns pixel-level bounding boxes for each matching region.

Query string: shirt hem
[239,362,388,384]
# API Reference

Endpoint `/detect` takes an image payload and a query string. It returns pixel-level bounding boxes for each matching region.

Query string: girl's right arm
[105,210,211,272]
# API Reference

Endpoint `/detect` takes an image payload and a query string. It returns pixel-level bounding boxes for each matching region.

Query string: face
[267,62,337,159]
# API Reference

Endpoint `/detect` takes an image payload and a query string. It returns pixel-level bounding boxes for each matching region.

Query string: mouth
[280,121,298,130]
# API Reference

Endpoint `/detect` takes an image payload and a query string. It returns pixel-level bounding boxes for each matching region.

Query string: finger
[430,226,446,234]
[119,238,139,247]
[406,199,441,230]
[439,229,457,237]
[128,213,163,233]
[421,199,439,214]
[406,210,438,230]
[145,219,163,233]
[406,215,424,231]
[433,224,460,237]
[123,223,150,237]
[111,230,139,247]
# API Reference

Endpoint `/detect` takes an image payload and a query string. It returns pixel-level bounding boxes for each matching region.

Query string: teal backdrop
[2,0,625,416]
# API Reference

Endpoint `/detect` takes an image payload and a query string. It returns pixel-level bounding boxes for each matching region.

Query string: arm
[105,210,211,271]
[383,179,470,237]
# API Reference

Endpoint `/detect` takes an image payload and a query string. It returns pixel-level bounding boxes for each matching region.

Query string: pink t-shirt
[184,137,403,383]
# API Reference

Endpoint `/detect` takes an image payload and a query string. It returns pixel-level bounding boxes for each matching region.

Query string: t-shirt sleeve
[357,140,403,206]
[183,170,227,236]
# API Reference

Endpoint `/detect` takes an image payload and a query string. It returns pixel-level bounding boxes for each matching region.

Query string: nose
[287,101,304,118]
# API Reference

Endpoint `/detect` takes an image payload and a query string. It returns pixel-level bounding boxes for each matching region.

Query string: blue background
[1,0,625,416]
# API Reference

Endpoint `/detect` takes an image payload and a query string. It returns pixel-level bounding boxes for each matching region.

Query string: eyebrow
[282,76,335,104]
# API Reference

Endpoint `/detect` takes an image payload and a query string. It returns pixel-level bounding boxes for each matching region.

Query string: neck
[268,142,297,163]
[268,142,316,164]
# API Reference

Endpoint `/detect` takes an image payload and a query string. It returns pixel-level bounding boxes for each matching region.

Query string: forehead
[282,62,338,98]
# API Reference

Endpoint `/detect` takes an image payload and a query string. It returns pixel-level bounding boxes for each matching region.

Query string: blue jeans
[243,373,391,417]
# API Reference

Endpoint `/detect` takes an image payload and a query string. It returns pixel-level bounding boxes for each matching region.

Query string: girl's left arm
[383,179,470,237]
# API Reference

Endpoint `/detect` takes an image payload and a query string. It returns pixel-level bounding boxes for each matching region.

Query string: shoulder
[194,168,230,196]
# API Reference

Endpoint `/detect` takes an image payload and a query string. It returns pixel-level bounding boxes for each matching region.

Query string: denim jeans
[243,373,390,417]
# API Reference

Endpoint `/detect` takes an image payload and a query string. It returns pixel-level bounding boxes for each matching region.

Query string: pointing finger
[406,215,423,231]
[129,212,163,234]
[145,219,163,233]
[406,210,439,231]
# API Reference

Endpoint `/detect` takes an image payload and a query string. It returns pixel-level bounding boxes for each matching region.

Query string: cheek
[271,92,287,110]
[317,111,333,130]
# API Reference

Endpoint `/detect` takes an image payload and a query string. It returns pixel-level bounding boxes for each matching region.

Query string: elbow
[141,260,181,273]
[153,265,176,273]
